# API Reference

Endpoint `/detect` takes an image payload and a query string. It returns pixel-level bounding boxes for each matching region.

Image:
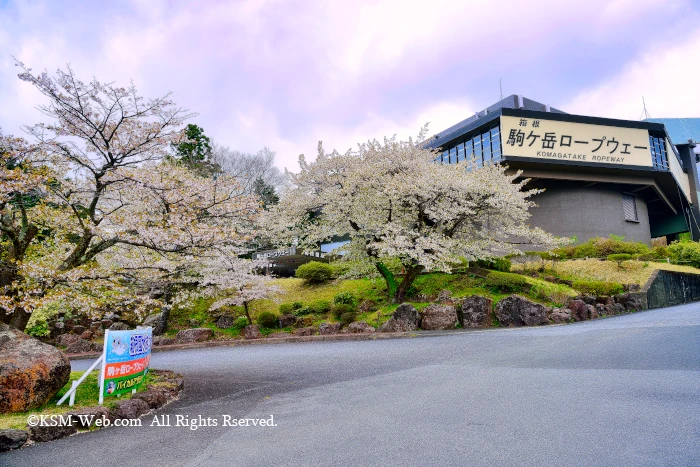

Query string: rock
[243,325,261,340]
[79,330,93,340]
[612,303,626,315]
[625,298,643,312]
[142,311,167,336]
[159,337,175,346]
[0,323,71,413]
[175,328,213,343]
[111,398,151,420]
[595,303,607,316]
[346,321,376,333]
[0,429,29,452]
[392,303,421,327]
[65,338,94,354]
[89,322,102,331]
[549,308,572,324]
[495,295,550,327]
[378,317,414,332]
[420,304,458,330]
[295,316,313,327]
[596,295,614,306]
[132,388,168,409]
[29,423,77,443]
[587,304,598,320]
[91,327,104,337]
[358,300,377,313]
[318,323,341,335]
[436,289,453,304]
[294,327,317,336]
[581,294,597,305]
[56,334,80,347]
[568,299,590,321]
[109,322,129,331]
[215,315,235,329]
[101,319,113,329]
[66,406,113,428]
[71,325,85,335]
[458,295,493,328]
[50,321,66,338]
[103,312,121,321]
[278,314,297,328]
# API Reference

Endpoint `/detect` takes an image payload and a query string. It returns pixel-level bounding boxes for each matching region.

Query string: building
[424,95,700,244]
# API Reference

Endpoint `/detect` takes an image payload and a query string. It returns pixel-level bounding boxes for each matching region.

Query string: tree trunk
[394,265,424,303]
[376,262,398,302]
[243,301,252,325]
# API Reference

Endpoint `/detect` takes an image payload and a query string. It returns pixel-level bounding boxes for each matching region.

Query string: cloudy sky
[1,0,699,171]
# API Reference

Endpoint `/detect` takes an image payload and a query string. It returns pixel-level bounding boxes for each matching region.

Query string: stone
[549,308,572,324]
[0,323,71,413]
[587,304,598,320]
[625,298,643,312]
[79,330,93,340]
[392,303,421,327]
[215,315,235,329]
[568,299,590,321]
[91,327,104,337]
[89,321,102,331]
[0,429,29,452]
[142,311,167,336]
[159,337,175,346]
[111,398,151,420]
[243,325,261,340]
[278,314,298,328]
[175,328,213,343]
[56,333,80,347]
[346,321,375,333]
[71,325,86,335]
[581,294,597,305]
[103,312,121,322]
[29,423,77,443]
[495,295,550,327]
[50,321,66,338]
[294,327,317,336]
[295,316,313,327]
[318,323,341,335]
[612,303,626,315]
[109,322,129,331]
[458,295,493,328]
[378,317,414,332]
[101,319,113,329]
[66,406,113,428]
[132,388,168,409]
[436,289,453,304]
[420,304,458,330]
[595,303,607,316]
[65,338,94,354]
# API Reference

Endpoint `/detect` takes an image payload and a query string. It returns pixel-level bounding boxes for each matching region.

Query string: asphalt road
[3,304,700,467]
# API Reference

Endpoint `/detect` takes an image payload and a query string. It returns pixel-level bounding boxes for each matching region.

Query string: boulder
[65,338,94,354]
[159,337,175,346]
[89,321,102,331]
[0,323,71,413]
[346,321,376,333]
[56,334,80,347]
[103,312,121,322]
[66,406,113,428]
[549,308,572,324]
[318,323,341,335]
[142,311,167,335]
[420,304,458,330]
[80,330,93,340]
[295,316,314,327]
[101,319,113,329]
[111,398,151,420]
[392,303,421,327]
[175,328,213,344]
[581,294,597,305]
[436,289,453,304]
[215,315,235,329]
[294,327,317,336]
[495,295,550,327]
[595,303,607,316]
[278,314,298,328]
[612,303,626,315]
[131,388,168,409]
[568,299,590,321]
[378,317,414,332]
[0,429,29,452]
[625,297,643,312]
[29,423,77,443]
[458,295,493,328]
[243,325,261,340]
[71,325,85,335]
[587,304,598,320]
[50,321,66,338]
[109,322,129,331]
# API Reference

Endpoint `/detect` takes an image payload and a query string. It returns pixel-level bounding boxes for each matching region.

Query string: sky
[1,0,699,172]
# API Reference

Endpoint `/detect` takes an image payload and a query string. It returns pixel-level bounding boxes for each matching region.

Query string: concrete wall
[645,269,700,309]
[527,183,651,244]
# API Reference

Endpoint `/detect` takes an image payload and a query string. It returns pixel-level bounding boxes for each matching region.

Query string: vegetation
[333,291,358,307]
[256,311,279,329]
[553,235,651,259]
[607,253,633,269]
[484,271,530,293]
[571,279,624,296]
[667,241,700,268]
[295,261,335,284]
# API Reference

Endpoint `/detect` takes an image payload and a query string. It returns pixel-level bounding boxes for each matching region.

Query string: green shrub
[333,291,357,307]
[295,261,334,284]
[256,311,279,329]
[340,312,357,326]
[553,235,650,259]
[308,300,331,314]
[484,271,529,293]
[474,257,512,272]
[651,245,671,259]
[331,303,356,319]
[668,241,700,268]
[26,321,50,338]
[607,253,633,268]
[278,303,295,315]
[291,301,304,310]
[233,316,250,329]
[572,279,624,296]
[294,306,312,316]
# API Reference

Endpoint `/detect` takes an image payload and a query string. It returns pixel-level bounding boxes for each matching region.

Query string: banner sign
[101,328,152,399]
[500,115,653,167]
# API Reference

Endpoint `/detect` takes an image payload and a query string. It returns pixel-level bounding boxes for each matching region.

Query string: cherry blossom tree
[265,129,565,303]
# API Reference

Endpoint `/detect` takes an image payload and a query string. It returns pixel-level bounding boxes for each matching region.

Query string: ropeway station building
[255,95,700,275]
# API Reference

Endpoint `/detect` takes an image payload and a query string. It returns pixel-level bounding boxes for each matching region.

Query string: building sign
[253,247,297,260]
[101,328,152,399]
[501,116,653,167]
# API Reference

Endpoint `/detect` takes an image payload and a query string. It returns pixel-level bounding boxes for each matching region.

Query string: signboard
[253,247,297,260]
[501,116,653,167]
[100,327,152,400]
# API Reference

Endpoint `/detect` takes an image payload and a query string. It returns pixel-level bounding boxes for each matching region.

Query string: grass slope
[532,259,700,285]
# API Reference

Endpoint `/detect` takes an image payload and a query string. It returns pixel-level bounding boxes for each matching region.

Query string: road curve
[3,303,700,466]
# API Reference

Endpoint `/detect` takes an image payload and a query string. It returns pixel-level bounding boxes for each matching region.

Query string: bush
[474,257,512,272]
[291,301,304,310]
[295,261,334,284]
[256,311,279,329]
[333,291,357,307]
[294,306,312,316]
[26,321,50,338]
[340,312,357,326]
[308,300,331,314]
[278,303,295,315]
[233,316,250,330]
[668,241,700,268]
[572,279,624,296]
[553,236,650,259]
[331,303,356,319]
[484,271,530,293]
[607,253,633,268]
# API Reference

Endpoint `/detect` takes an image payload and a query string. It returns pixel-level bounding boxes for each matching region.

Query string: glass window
[622,194,638,222]
[456,143,465,163]
[441,150,449,164]
[465,139,474,170]
[449,147,457,164]
[473,134,482,167]
[482,131,491,164]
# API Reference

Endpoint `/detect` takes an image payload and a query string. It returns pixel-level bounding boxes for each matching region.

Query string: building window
[622,194,638,222]
[649,136,668,170]
[437,123,501,170]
